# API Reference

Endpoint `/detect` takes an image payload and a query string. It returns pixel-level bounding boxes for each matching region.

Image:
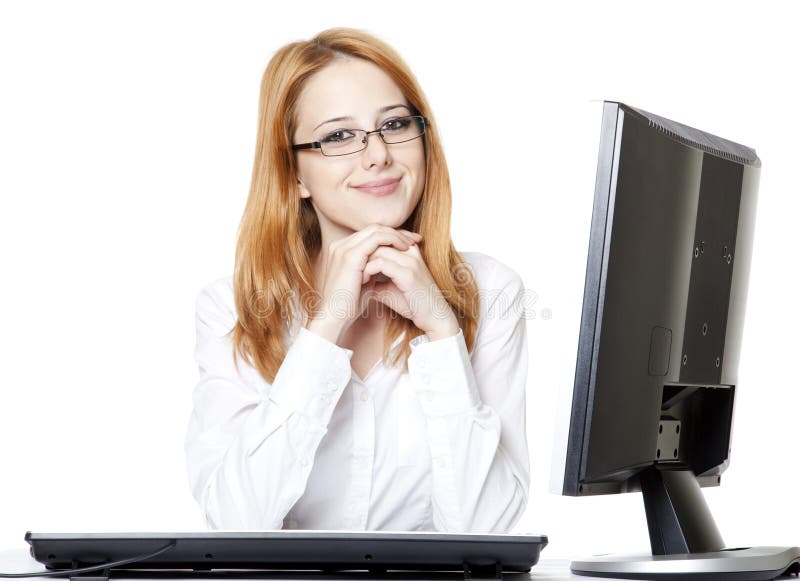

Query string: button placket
[348,381,375,530]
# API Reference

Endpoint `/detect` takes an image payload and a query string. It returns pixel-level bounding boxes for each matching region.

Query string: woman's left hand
[362,241,460,341]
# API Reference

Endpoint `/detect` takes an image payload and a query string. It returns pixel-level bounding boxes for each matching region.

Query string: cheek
[299,157,351,194]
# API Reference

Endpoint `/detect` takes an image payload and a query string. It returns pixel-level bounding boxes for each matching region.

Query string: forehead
[296,58,407,128]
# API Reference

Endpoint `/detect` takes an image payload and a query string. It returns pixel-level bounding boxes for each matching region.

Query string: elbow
[483,480,528,534]
[433,478,528,534]
[195,467,284,531]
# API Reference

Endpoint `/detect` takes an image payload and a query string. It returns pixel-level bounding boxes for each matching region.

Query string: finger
[363,256,386,284]
[400,229,423,241]
[362,270,391,285]
[345,224,414,250]
[404,242,422,257]
[346,225,412,253]
[393,228,419,244]
[362,254,396,284]
[372,282,412,319]
[363,255,408,287]
[363,257,395,284]
[349,230,414,267]
[368,225,417,245]
[367,245,417,268]
[391,229,418,246]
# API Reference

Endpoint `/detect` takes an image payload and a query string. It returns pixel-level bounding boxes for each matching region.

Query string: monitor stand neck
[570,465,800,579]
[640,465,725,555]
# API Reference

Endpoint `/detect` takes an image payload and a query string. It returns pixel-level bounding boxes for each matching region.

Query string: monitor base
[571,546,800,580]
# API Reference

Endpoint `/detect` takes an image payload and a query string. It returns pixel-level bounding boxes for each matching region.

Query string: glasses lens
[319,129,367,156]
[381,115,426,144]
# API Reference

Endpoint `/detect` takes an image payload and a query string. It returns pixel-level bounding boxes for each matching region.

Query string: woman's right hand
[305,224,423,345]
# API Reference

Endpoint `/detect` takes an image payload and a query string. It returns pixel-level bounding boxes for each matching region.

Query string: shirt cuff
[267,326,354,425]
[407,327,482,416]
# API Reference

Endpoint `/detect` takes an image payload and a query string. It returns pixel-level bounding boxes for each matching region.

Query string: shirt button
[426,391,434,402]
[418,359,427,370]
[300,458,310,467]
[326,379,338,390]
[422,374,431,385]
[320,393,331,404]
[360,390,370,401]
[436,457,446,469]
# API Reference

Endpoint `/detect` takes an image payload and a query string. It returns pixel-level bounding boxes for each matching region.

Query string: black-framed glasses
[292,115,429,157]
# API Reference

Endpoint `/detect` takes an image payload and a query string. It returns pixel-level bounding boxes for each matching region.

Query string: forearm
[423,408,528,533]
[187,325,354,529]
[407,321,530,533]
[194,400,331,529]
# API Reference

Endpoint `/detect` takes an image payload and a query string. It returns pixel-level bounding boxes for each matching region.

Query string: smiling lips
[353,177,401,196]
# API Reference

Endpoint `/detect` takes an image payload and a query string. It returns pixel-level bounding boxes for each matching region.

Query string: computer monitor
[552,101,800,580]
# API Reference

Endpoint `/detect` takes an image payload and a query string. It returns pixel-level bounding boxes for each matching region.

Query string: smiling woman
[183,27,531,535]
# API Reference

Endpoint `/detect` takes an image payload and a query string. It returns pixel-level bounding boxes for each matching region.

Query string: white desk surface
[0,547,624,581]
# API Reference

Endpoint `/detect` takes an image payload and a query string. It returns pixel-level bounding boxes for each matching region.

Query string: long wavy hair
[229,27,480,384]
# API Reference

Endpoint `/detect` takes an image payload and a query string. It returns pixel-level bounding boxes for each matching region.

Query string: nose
[361,130,390,168]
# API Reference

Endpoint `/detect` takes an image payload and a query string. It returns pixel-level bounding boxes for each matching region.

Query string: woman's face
[293,57,426,238]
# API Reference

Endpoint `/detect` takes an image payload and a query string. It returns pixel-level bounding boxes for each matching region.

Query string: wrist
[305,317,346,345]
[425,316,460,342]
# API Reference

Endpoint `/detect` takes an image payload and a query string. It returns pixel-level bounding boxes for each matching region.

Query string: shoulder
[457,251,527,340]
[195,274,236,337]
[457,251,525,297]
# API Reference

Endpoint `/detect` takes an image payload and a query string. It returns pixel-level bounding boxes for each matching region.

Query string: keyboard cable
[0,540,177,578]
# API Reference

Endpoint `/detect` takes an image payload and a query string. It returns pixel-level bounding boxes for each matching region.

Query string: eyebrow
[313,104,411,133]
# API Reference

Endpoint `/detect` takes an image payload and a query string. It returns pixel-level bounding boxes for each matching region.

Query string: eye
[321,129,355,143]
[381,117,411,132]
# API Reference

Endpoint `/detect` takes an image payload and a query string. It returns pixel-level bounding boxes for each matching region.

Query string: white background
[1,0,797,561]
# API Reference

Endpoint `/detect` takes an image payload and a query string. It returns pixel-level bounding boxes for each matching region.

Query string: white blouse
[184,251,530,533]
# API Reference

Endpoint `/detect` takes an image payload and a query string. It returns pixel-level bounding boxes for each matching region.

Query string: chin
[359,212,409,230]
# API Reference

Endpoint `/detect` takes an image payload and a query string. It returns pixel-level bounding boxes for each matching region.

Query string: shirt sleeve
[406,266,530,533]
[184,283,354,530]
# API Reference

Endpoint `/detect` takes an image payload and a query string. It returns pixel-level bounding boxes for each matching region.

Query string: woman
[184,27,530,533]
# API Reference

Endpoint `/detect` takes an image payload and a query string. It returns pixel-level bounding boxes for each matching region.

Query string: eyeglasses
[292,115,429,157]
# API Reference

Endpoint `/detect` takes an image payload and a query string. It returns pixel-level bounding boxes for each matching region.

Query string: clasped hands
[310,223,460,343]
